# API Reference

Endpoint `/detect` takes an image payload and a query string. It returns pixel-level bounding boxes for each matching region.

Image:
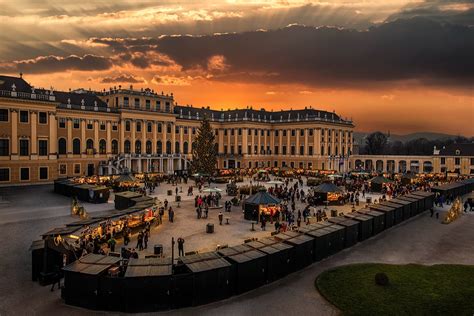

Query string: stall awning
[125,258,172,277]
[369,176,393,184]
[63,254,120,275]
[312,182,343,193]
[244,191,281,205]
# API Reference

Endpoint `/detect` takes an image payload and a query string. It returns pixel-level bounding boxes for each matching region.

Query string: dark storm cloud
[149,17,474,87]
[386,0,474,26]
[0,54,113,74]
[100,74,145,84]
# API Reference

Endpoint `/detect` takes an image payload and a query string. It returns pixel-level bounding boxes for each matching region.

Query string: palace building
[0,74,355,185]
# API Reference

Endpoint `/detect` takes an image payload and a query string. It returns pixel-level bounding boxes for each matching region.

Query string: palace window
[136,121,141,132]
[0,168,9,181]
[134,98,140,108]
[0,109,8,122]
[125,120,131,131]
[167,123,172,133]
[39,112,47,124]
[59,164,67,175]
[100,121,106,130]
[20,110,29,123]
[309,146,313,155]
[73,119,80,129]
[300,129,304,136]
[99,140,106,154]
[19,139,29,156]
[123,97,129,107]
[20,167,29,181]
[165,102,170,112]
[58,138,66,155]
[0,139,9,156]
[309,129,313,136]
[112,123,118,131]
[291,130,295,137]
[59,118,66,128]
[73,139,81,154]
[74,163,81,174]
[455,158,461,165]
[87,121,93,129]
[157,123,162,133]
[39,167,48,180]
[145,100,151,110]
[147,122,152,133]
[38,140,48,156]
[112,140,118,154]
[156,101,161,111]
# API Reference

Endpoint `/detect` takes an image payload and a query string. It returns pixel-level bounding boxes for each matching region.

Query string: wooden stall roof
[411,191,434,198]
[131,196,155,203]
[218,244,252,257]
[186,257,231,273]
[380,201,404,209]
[324,223,346,232]
[285,234,314,245]
[227,249,266,264]
[66,218,103,227]
[179,251,220,264]
[42,226,81,237]
[280,230,302,239]
[125,258,172,277]
[114,191,143,199]
[269,241,293,251]
[29,240,44,251]
[358,209,384,217]
[389,198,413,205]
[245,240,266,249]
[344,213,372,221]
[370,204,396,212]
[63,254,120,275]
[258,237,279,246]
[328,217,359,227]
[432,182,463,191]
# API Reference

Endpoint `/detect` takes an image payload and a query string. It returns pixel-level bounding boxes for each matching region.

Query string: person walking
[137,232,144,251]
[218,211,223,225]
[108,236,117,253]
[144,231,149,249]
[177,237,185,256]
[169,207,174,223]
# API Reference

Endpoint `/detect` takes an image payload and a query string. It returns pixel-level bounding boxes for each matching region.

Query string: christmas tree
[191,115,217,175]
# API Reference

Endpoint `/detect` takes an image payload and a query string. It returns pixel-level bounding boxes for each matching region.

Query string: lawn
[316,264,474,316]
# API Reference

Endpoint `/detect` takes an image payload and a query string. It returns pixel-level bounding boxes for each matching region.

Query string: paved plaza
[0,182,473,315]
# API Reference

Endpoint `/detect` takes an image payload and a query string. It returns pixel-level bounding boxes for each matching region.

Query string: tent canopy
[369,176,393,184]
[115,173,137,183]
[313,182,343,193]
[245,191,281,205]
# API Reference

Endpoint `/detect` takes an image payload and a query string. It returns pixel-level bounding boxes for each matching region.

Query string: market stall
[310,182,345,205]
[242,190,281,221]
[369,176,393,193]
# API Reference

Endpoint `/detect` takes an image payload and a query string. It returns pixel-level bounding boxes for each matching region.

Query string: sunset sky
[0,0,472,135]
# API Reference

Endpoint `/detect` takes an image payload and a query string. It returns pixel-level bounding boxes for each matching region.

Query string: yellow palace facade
[0,74,354,185]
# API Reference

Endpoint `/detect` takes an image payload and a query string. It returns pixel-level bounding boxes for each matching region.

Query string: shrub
[375,272,390,286]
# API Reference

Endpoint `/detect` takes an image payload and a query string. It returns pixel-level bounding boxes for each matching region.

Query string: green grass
[316,264,474,316]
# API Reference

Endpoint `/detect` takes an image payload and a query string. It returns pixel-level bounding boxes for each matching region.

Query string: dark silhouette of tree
[365,132,388,154]
[191,115,217,175]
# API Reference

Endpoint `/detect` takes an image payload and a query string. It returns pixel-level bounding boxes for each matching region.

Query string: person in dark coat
[50,265,61,292]
[177,237,185,256]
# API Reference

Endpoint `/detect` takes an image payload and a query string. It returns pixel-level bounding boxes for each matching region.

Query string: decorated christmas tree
[191,115,217,175]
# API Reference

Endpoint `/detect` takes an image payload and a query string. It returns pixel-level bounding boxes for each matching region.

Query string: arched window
[73,139,81,154]
[111,140,118,155]
[167,123,172,133]
[166,141,171,154]
[146,141,152,154]
[58,138,67,155]
[86,139,94,150]
[157,141,162,154]
[183,141,189,154]
[99,139,106,154]
[124,140,131,154]
[175,141,180,154]
[135,140,141,154]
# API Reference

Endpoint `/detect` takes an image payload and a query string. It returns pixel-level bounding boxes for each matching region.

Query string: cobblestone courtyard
[0,183,473,315]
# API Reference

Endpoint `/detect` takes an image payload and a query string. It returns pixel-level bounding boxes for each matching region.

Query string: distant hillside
[354,132,459,144]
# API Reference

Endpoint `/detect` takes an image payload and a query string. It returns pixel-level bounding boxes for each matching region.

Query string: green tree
[191,115,217,174]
